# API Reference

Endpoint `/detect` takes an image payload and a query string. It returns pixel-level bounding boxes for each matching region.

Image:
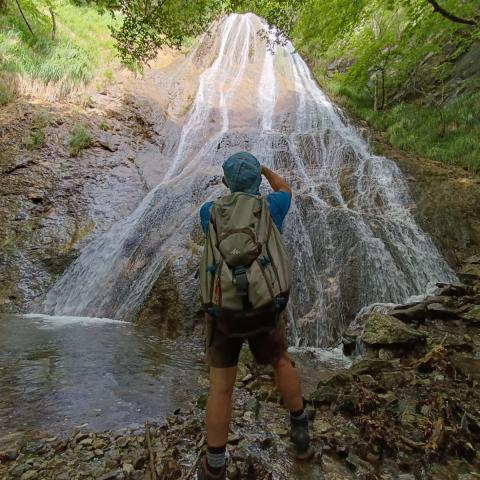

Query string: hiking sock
[206,445,226,475]
[290,406,307,424]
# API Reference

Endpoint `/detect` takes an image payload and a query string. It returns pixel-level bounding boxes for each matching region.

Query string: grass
[362,95,480,173]
[321,76,480,173]
[0,1,119,100]
[23,129,46,150]
[69,124,91,157]
[22,112,49,150]
[0,81,13,105]
[98,120,109,131]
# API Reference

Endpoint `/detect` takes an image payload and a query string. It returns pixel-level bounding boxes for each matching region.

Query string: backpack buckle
[205,264,217,274]
[232,266,251,308]
[275,296,286,310]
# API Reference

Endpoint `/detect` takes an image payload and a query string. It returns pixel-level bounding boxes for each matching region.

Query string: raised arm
[261,165,292,195]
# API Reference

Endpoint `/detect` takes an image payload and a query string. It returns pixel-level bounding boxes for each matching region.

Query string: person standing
[197,152,311,480]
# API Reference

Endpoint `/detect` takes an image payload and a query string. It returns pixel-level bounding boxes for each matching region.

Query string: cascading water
[42,13,456,346]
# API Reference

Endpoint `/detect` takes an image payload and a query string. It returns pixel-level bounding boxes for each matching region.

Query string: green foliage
[83,0,305,67]
[294,0,479,171]
[335,84,480,172]
[87,0,227,69]
[2,0,478,171]
[103,68,113,82]
[0,0,117,100]
[23,113,49,150]
[0,80,13,104]
[98,120,109,131]
[68,124,91,157]
[23,129,46,150]
[375,92,480,171]
[232,0,305,44]
[292,0,479,108]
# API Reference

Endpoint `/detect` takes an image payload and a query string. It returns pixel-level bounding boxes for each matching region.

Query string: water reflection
[0,314,205,434]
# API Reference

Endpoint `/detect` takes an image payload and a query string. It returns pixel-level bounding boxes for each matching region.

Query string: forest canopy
[69,0,478,69]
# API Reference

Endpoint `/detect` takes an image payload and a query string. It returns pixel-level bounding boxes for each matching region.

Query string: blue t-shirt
[200,191,291,234]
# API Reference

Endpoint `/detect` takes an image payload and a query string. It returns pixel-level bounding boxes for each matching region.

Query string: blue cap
[222,152,261,194]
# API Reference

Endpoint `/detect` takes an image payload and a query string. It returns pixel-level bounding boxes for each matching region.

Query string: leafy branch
[426,0,476,26]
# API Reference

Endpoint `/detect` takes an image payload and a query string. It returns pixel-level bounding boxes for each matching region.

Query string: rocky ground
[1,255,479,479]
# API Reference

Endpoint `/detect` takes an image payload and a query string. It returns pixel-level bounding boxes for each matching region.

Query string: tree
[85,0,228,67]
[83,0,306,67]
[426,0,476,26]
[46,0,57,40]
[78,0,478,69]
[15,0,35,36]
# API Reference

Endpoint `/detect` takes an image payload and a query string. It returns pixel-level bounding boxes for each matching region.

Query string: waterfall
[42,13,456,346]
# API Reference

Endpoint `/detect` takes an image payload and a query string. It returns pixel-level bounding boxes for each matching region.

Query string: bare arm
[261,165,292,195]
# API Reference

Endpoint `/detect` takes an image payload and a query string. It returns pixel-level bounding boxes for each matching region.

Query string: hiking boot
[290,416,313,460]
[196,456,226,480]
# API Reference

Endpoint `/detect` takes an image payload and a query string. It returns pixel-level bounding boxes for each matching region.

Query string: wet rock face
[373,139,480,268]
[0,85,172,312]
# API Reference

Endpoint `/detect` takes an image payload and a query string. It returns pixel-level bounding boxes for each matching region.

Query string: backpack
[199,192,291,337]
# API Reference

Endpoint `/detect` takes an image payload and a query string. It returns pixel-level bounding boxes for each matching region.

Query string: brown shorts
[205,314,288,368]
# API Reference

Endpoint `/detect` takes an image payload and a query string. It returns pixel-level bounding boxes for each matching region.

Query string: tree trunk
[426,0,476,26]
[49,6,56,40]
[15,0,34,36]
[380,68,386,110]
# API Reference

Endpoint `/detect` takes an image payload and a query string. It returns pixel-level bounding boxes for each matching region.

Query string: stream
[0,314,204,435]
[0,314,350,437]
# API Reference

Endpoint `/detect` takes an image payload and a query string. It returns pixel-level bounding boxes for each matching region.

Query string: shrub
[68,124,91,157]
[0,81,12,105]
[98,120,109,131]
[23,129,46,150]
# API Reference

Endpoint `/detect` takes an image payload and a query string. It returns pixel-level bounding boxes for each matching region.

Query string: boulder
[390,303,427,322]
[20,471,38,480]
[458,262,480,284]
[435,282,469,296]
[342,325,361,355]
[426,303,460,319]
[380,371,407,389]
[318,372,353,388]
[450,356,480,382]
[0,449,18,461]
[424,295,455,306]
[462,306,480,325]
[350,358,396,376]
[362,314,425,346]
[309,388,338,405]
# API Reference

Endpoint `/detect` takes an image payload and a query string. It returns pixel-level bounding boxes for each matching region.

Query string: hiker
[197,152,310,480]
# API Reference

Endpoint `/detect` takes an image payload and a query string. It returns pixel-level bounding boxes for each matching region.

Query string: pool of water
[0,314,206,435]
[0,313,352,441]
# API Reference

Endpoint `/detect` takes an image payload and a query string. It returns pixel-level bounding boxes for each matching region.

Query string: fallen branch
[426,417,445,457]
[145,421,158,480]
[400,434,426,450]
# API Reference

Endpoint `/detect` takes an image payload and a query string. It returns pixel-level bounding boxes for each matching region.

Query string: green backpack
[199,192,291,337]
